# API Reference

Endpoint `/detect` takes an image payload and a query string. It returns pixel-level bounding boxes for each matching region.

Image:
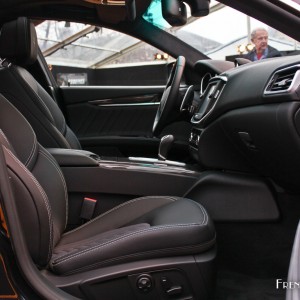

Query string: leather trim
[0,17,38,66]
[3,145,53,265]
[62,196,178,240]
[50,198,215,274]
[39,148,69,227]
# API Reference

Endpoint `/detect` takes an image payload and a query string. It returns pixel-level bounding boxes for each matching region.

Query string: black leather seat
[0,92,216,296]
[0,17,81,150]
[0,17,216,298]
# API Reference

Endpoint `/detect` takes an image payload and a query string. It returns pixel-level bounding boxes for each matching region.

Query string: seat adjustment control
[137,274,153,293]
[166,285,183,296]
[161,276,183,296]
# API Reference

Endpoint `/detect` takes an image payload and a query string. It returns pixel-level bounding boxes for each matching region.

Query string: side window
[36,21,173,86]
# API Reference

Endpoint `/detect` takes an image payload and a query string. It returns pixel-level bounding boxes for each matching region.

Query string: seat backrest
[0,17,81,150]
[0,93,67,267]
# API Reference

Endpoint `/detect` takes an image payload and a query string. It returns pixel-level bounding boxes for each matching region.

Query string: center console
[48,145,279,224]
[47,148,201,197]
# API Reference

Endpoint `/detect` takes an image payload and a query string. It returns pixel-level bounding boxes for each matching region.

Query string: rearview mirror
[161,0,187,26]
[161,0,210,26]
[88,0,136,22]
[185,0,210,17]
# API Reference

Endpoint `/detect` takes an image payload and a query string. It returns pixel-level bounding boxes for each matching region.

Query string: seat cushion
[50,196,215,275]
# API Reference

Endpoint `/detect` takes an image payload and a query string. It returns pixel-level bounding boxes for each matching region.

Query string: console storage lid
[47,148,99,167]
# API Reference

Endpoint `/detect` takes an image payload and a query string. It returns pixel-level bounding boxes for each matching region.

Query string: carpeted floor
[211,192,300,300]
[213,271,286,300]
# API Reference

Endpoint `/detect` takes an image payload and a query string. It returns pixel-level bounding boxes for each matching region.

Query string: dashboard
[189,54,300,191]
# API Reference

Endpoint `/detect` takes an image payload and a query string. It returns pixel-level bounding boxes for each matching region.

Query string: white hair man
[245,28,282,61]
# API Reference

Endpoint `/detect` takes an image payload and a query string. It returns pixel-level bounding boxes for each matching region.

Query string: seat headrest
[0,17,38,66]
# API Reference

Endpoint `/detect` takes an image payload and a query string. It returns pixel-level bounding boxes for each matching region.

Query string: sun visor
[83,0,136,23]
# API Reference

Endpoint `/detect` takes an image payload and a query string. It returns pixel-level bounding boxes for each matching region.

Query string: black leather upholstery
[51,197,214,275]
[0,17,81,150]
[0,17,37,66]
[0,93,215,275]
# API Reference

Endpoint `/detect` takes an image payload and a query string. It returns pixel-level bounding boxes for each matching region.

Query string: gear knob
[158,135,174,160]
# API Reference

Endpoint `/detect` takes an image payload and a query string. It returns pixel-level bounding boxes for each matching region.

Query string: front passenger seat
[0,17,81,150]
[0,93,216,298]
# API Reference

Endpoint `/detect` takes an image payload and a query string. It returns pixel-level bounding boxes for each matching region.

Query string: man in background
[245,28,282,61]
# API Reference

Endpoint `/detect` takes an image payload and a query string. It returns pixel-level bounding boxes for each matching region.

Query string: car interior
[0,0,300,300]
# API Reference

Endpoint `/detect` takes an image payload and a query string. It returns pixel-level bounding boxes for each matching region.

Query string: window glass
[36,21,172,69]
[279,0,300,12]
[144,0,300,60]
[175,5,300,59]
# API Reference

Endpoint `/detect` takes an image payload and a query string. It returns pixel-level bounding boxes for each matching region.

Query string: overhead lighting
[155,53,162,60]
[237,44,246,54]
[154,53,169,60]
[163,53,169,60]
[246,43,254,52]
[237,43,254,54]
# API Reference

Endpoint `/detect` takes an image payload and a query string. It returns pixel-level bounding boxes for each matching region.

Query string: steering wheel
[152,56,186,136]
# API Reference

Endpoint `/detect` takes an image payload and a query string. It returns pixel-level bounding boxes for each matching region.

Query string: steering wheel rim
[152,56,186,136]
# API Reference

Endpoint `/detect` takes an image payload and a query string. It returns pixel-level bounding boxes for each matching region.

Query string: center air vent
[265,65,300,94]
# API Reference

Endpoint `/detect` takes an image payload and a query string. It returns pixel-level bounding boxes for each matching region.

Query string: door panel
[61,85,165,157]
[37,21,174,157]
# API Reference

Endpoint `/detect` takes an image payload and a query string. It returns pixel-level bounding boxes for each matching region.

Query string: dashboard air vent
[265,65,300,94]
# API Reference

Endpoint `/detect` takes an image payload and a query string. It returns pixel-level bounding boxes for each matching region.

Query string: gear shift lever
[158,135,174,160]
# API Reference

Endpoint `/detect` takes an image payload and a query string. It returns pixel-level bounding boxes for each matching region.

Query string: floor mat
[213,271,286,300]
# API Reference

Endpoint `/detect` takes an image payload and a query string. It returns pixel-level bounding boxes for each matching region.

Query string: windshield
[36,0,300,69]
[143,0,300,60]
[280,0,300,11]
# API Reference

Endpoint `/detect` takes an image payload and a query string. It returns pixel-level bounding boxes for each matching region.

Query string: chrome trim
[89,94,160,106]
[215,75,228,83]
[84,0,126,5]
[98,102,160,107]
[129,157,187,167]
[264,64,300,95]
[99,161,196,175]
[180,85,194,112]
[200,72,212,95]
[191,76,227,125]
[61,85,166,90]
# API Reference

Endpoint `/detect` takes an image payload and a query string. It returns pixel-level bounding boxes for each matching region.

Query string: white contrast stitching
[20,69,55,124]
[64,196,178,236]
[193,201,207,225]
[24,136,37,167]
[63,241,215,275]
[0,94,38,167]
[1,126,37,168]
[53,223,205,266]
[4,146,53,261]
[0,130,11,147]
[52,125,72,149]
[39,149,68,226]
